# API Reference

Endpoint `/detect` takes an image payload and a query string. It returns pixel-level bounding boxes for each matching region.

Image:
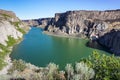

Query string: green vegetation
[0,44,10,54]
[1,13,11,18]
[47,63,60,80]
[0,58,7,70]
[64,62,95,80]
[8,59,26,74]
[6,51,120,80]
[6,36,17,47]
[0,44,9,70]
[11,22,26,34]
[0,36,20,70]
[0,13,12,21]
[83,51,120,80]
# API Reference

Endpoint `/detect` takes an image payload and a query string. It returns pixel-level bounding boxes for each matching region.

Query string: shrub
[65,64,74,80]
[75,62,95,80]
[84,51,120,80]
[47,63,59,80]
[8,59,26,74]
[0,59,7,70]
[6,36,17,47]
[65,62,94,80]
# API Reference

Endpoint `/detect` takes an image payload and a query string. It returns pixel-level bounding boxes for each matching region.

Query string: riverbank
[43,31,88,40]
[0,54,12,75]
[0,38,24,75]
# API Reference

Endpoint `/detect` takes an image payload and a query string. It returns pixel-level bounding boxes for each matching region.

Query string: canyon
[0,9,29,74]
[24,9,120,55]
[0,9,120,80]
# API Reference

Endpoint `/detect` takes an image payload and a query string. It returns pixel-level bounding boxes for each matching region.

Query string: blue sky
[0,0,120,19]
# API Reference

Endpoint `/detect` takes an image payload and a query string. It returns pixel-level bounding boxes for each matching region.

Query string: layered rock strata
[24,9,120,55]
[0,9,28,46]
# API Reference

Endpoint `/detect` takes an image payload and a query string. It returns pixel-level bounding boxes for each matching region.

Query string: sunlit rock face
[46,10,120,55]
[0,9,28,46]
[0,21,22,46]
[52,10,120,35]
[23,9,120,55]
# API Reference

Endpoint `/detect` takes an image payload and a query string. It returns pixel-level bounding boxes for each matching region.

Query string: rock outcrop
[0,9,29,47]
[24,9,120,55]
[23,18,54,28]
[0,9,29,74]
[49,10,120,55]
[98,30,120,55]
[46,10,120,36]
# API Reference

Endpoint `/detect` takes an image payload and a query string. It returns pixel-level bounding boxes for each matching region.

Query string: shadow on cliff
[86,40,112,54]
[98,29,120,56]
[86,29,120,56]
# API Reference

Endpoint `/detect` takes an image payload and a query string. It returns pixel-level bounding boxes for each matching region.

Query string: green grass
[0,44,8,70]
[0,59,7,70]
[0,44,9,58]
[6,36,17,47]
[0,36,20,70]
[11,22,26,34]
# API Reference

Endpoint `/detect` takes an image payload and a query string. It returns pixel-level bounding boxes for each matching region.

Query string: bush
[8,59,26,74]
[75,62,95,80]
[47,63,59,80]
[6,36,17,47]
[84,51,120,80]
[65,64,74,79]
[65,62,95,80]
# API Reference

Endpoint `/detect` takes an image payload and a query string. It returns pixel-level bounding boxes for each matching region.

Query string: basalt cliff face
[24,9,120,55]
[0,9,28,50]
[23,18,54,28]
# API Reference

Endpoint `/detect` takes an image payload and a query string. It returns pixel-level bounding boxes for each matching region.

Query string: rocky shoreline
[24,9,120,55]
[43,31,87,39]
[0,54,12,75]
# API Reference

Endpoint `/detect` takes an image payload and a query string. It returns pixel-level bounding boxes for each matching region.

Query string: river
[10,27,110,69]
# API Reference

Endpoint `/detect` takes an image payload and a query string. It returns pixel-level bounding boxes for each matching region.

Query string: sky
[0,0,120,19]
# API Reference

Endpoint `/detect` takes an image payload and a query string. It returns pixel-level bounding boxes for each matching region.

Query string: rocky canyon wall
[23,9,120,55]
[0,9,28,48]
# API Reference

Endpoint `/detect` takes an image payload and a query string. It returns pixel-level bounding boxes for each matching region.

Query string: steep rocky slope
[23,18,53,28]
[0,9,28,46]
[24,9,120,55]
[0,9,29,71]
[51,10,120,55]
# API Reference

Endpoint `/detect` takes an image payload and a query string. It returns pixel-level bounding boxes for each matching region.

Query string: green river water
[10,27,110,69]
